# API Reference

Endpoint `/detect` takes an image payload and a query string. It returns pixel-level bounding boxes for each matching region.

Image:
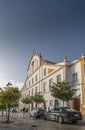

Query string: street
[0,111,85,130]
[32,119,85,130]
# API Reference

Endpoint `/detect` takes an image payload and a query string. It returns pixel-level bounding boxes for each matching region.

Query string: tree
[22,96,32,104]
[22,93,45,109]
[0,87,20,123]
[0,88,6,116]
[0,102,6,116]
[51,81,76,107]
[33,93,45,108]
[22,96,33,112]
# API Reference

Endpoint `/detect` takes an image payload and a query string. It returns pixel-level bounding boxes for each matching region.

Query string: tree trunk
[63,100,64,107]
[1,109,4,116]
[6,107,10,123]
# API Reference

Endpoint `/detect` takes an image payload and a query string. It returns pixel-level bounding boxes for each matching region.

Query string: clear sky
[0,0,85,85]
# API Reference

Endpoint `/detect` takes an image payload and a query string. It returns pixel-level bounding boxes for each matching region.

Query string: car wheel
[46,116,50,121]
[72,121,77,123]
[55,116,58,122]
[58,116,63,124]
[43,115,47,120]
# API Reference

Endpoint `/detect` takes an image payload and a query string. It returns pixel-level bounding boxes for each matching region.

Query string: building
[21,53,85,115]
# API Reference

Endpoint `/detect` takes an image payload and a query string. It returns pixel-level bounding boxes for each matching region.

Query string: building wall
[80,57,85,114]
[21,53,85,114]
[68,61,82,96]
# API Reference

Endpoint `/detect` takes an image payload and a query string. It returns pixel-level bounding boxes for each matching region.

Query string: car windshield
[38,108,45,111]
[64,107,77,112]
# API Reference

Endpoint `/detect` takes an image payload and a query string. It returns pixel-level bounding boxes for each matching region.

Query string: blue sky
[0,0,85,85]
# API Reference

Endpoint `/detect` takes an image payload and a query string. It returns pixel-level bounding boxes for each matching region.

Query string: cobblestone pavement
[31,119,85,130]
[0,113,85,130]
[0,116,35,130]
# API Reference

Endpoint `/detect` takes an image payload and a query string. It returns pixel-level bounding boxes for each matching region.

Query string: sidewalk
[0,116,36,130]
[83,115,85,119]
[0,115,85,130]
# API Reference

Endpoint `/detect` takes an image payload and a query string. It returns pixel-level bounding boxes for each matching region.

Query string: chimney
[64,56,67,64]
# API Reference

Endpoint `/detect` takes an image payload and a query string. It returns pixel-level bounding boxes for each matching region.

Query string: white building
[21,53,85,115]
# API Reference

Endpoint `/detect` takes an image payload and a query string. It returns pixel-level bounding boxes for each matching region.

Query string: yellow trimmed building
[21,53,85,115]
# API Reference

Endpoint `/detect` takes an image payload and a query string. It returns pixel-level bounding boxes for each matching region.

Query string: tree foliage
[22,96,33,104]
[51,81,76,106]
[0,86,20,123]
[0,102,6,116]
[33,93,45,104]
[22,93,45,105]
[0,87,20,106]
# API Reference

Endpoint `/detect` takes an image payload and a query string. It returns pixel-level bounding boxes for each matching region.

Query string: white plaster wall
[68,62,82,103]
[22,57,83,111]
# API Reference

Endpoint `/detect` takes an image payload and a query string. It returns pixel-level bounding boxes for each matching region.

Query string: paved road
[32,119,85,130]
[0,112,85,130]
[0,116,36,130]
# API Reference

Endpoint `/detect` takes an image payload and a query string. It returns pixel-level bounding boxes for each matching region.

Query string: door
[74,97,80,111]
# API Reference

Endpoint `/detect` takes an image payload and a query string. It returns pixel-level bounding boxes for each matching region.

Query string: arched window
[35,59,38,70]
[32,61,34,72]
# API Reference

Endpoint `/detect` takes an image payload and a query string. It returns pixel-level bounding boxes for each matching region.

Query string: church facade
[21,53,85,115]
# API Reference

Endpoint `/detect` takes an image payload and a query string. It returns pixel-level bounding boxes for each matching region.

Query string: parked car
[43,107,82,123]
[35,108,46,118]
[30,108,46,118]
[29,108,37,116]
[11,108,17,112]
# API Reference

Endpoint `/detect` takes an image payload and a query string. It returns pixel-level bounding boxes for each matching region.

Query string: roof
[42,59,56,64]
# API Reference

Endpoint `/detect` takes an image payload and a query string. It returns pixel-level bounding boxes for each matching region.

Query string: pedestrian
[23,107,25,116]
[48,107,50,111]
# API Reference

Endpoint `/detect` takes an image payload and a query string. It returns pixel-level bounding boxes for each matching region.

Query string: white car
[29,108,37,116]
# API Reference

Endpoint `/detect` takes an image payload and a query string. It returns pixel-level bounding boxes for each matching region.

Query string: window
[35,75,37,82]
[49,78,53,86]
[32,61,34,72]
[32,78,34,84]
[59,108,63,112]
[28,91,30,96]
[29,80,30,86]
[42,82,46,93]
[54,99,59,107]
[31,89,33,96]
[56,74,61,83]
[35,87,37,94]
[49,100,53,107]
[72,73,78,85]
[49,78,53,91]
[24,93,26,98]
[44,68,46,76]
[35,59,38,70]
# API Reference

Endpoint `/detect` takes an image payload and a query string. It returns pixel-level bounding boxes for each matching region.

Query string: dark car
[43,107,82,123]
[34,108,46,118]
[11,108,17,112]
